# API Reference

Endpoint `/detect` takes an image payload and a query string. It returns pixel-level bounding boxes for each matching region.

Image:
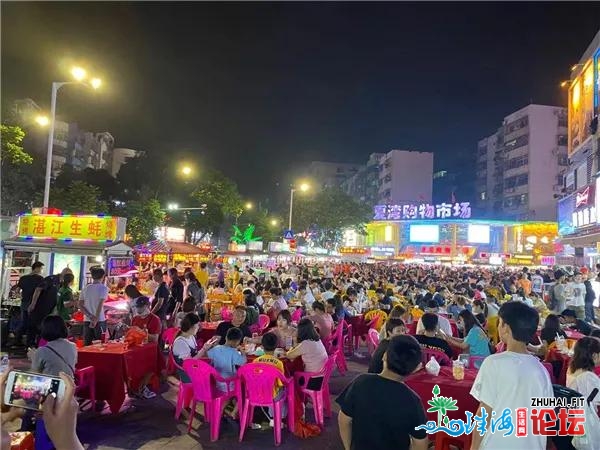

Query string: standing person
[14,262,44,347]
[184,271,204,314]
[568,272,587,320]
[79,267,108,346]
[55,273,76,322]
[167,268,184,320]
[28,276,59,347]
[531,269,544,296]
[470,302,553,450]
[216,264,226,289]
[336,335,428,450]
[517,273,532,296]
[150,269,169,325]
[583,269,596,324]
[196,262,210,292]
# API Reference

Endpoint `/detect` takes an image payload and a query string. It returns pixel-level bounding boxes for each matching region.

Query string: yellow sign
[17,214,118,241]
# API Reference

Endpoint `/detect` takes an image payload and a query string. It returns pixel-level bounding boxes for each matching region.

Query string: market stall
[134,239,211,274]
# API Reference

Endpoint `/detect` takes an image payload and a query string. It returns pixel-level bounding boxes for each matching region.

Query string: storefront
[366,203,558,265]
[1,212,131,292]
[557,178,600,267]
[135,239,212,273]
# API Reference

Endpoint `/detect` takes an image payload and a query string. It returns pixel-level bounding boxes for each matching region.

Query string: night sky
[2,2,599,201]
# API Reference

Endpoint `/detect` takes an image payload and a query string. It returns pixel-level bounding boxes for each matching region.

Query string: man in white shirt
[321,281,336,302]
[567,272,586,320]
[416,299,452,336]
[470,301,553,450]
[297,282,315,310]
[531,269,544,295]
[79,266,109,346]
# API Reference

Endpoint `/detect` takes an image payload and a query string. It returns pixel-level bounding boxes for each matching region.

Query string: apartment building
[378,150,433,205]
[341,153,384,207]
[307,161,362,190]
[475,104,568,221]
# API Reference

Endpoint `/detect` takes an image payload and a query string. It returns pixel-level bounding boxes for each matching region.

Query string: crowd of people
[5,259,600,449]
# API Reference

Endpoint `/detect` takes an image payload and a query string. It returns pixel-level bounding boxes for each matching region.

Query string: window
[480,191,486,200]
[504,134,529,152]
[558,154,569,166]
[504,174,528,189]
[505,116,529,133]
[506,155,529,170]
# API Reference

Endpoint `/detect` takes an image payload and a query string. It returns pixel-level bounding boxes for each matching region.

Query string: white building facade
[378,150,433,205]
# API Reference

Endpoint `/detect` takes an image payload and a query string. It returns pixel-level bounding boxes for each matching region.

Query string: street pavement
[73,355,369,450]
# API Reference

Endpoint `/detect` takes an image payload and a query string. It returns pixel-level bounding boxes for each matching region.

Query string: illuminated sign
[576,186,591,208]
[540,256,556,266]
[247,241,263,252]
[108,257,135,277]
[419,246,452,255]
[374,202,472,220]
[558,181,600,236]
[568,60,595,157]
[339,247,369,255]
[228,243,247,253]
[268,242,290,253]
[17,214,120,241]
[155,226,185,242]
[371,246,395,253]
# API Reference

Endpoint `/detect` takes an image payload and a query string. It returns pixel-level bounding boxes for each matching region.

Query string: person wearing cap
[129,296,162,399]
[561,309,593,336]
[131,296,161,343]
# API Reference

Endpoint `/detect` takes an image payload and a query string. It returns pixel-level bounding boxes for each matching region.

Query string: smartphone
[4,371,65,411]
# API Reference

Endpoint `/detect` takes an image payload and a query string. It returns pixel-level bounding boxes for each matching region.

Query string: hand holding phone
[4,371,66,412]
[42,372,84,450]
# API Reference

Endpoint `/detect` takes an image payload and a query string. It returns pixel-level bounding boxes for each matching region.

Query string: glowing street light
[289,182,310,230]
[245,202,253,210]
[71,66,87,81]
[42,65,104,209]
[181,166,192,176]
[35,116,49,127]
[167,203,179,210]
[270,219,279,227]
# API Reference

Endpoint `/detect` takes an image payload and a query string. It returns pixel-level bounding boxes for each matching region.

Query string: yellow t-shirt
[254,354,284,397]
[197,269,209,289]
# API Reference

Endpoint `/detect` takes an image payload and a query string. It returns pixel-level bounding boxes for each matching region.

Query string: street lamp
[181,166,192,176]
[245,202,253,210]
[270,219,279,227]
[35,116,49,127]
[42,66,102,209]
[288,182,310,230]
[167,203,179,211]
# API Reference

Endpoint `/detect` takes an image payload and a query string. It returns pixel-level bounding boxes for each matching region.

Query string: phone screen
[8,372,61,411]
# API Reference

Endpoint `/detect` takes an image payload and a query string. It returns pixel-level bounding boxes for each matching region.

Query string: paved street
[72,357,367,450]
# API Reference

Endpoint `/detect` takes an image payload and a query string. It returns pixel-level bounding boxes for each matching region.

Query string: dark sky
[2,2,599,201]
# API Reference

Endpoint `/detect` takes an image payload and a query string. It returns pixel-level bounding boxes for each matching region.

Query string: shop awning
[134,239,207,255]
[2,238,133,256]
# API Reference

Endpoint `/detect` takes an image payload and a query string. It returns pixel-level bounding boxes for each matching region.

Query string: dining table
[405,366,480,423]
[77,341,160,414]
[197,321,221,343]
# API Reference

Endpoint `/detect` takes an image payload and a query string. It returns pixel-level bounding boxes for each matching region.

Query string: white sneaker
[269,419,285,429]
[141,386,156,399]
[250,423,262,430]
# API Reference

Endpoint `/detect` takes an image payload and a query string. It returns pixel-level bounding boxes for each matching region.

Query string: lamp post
[42,67,101,209]
[288,183,309,230]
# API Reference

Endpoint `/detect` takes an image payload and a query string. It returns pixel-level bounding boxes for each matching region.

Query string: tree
[291,188,372,248]
[237,208,282,244]
[0,124,42,215]
[230,224,261,244]
[44,181,109,214]
[186,169,243,243]
[0,124,31,165]
[123,199,165,244]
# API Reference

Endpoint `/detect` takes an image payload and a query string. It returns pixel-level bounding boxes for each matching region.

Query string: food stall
[134,239,211,274]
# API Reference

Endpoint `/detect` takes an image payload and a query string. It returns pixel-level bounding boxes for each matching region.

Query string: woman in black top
[528,314,567,358]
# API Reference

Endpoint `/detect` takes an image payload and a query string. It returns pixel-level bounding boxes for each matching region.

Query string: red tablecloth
[405,366,479,422]
[546,348,574,386]
[77,342,160,414]
[565,329,586,340]
[197,321,220,342]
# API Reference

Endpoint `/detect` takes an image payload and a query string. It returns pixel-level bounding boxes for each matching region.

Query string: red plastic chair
[342,320,353,356]
[294,353,336,425]
[467,355,486,369]
[366,328,380,356]
[258,314,271,334]
[326,321,348,375]
[170,349,194,420]
[421,348,452,367]
[237,363,296,446]
[183,359,238,441]
[435,431,472,449]
[407,321,418,335]
[74,366,96,409]
[449,320,459,337]
[162,327,180,347]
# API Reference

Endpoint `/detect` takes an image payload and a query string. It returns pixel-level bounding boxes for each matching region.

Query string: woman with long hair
[286,318,327,372]
[271,309,297,349]
[567,337,600,408]
[442,309,491,362]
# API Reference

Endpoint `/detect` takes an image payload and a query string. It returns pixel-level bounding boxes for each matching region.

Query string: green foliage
[55,166,120,205]
[0,124,31,165]
[291,187,372,247]
[230,224,261,244]
[45,181,109,214]
[237,208,281,244]
[123,199,165,244]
